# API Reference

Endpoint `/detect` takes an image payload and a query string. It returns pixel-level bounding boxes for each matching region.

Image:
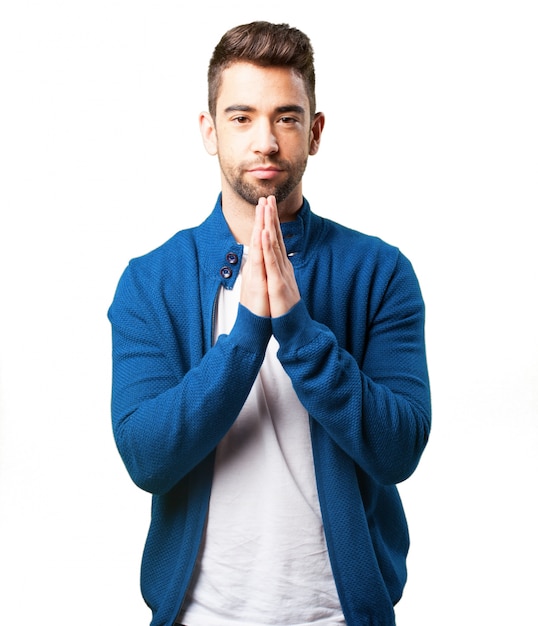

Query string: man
[108,21,431,626]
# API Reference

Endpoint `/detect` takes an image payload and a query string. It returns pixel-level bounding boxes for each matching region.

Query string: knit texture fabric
[108,196,431,626]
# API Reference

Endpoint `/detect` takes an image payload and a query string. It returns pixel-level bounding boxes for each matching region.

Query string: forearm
[111,304,272,494]
[273,300,431,485]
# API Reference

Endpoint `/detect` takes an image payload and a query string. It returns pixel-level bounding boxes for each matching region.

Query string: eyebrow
[224,104,306,115]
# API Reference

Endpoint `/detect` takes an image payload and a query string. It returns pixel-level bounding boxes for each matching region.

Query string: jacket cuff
[229,303,273,352]
[271,299,320,350]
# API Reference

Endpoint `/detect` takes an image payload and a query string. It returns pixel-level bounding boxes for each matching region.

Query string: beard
[219,155,308,206]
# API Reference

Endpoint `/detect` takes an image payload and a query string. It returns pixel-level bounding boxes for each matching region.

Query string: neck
[220,186,304,245]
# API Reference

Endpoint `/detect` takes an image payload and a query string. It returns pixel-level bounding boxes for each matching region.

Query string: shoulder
[123,197,233,282]
[108,227,199,322]
[128,226,198,274]
[311,213,422,306]
[315,214,403,271]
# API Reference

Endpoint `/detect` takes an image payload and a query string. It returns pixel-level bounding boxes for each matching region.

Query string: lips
[247,167,283,180]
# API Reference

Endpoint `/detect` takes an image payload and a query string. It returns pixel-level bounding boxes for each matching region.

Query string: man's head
[207,21,316,121]
[200,22,324,217]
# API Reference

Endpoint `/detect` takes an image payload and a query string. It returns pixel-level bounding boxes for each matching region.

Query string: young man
[108,21,431,626]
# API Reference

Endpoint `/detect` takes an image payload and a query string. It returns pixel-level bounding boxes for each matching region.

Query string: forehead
[216,62,310,114]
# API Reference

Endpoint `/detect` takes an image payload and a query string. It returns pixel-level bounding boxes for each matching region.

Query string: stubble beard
[220,156,308,206]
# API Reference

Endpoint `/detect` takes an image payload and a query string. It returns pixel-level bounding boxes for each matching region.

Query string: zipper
[171,283,220,625]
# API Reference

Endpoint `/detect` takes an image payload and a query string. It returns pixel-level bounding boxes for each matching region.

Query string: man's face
[207,62,321,211]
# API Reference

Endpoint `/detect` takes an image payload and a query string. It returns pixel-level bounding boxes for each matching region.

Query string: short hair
[207,21,316,119]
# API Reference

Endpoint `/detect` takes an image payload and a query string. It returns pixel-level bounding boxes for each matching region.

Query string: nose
[251,119,278,156]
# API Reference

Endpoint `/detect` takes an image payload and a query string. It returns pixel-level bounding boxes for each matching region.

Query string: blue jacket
[108,196,431,626]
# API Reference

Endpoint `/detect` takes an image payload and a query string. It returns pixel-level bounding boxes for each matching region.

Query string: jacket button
[220,266,232,279]
[226,252,239,265]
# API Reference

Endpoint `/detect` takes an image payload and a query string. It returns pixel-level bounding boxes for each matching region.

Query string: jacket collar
[197,194,318,290]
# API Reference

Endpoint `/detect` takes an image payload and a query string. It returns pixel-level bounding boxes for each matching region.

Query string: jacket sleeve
[272,252,431,485]
[108,263,272,495]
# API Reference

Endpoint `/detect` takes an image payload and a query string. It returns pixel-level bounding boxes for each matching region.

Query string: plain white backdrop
[1,1,536,624]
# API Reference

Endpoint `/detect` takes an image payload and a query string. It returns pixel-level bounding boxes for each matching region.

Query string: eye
[232,115,250,124]
[279,116,298,125]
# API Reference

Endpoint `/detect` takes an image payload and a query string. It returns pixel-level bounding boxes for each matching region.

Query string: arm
[108,267,272,495]
[257,196,430,485]
[272,254,431,485]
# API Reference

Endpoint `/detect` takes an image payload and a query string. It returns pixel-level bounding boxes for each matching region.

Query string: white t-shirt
[178,253,345,626]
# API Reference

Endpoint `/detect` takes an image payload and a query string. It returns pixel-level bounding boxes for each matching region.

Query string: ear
[199,111,218,155]
[309,112,325,156]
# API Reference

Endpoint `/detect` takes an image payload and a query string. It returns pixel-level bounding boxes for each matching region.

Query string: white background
[1,1,537,624]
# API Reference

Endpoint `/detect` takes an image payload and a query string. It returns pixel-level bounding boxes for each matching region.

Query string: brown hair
[207,21,316,119]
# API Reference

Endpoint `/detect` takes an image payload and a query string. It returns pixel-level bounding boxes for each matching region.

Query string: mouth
[247,166,284,181]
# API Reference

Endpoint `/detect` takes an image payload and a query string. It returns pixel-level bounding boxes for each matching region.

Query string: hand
[240,196,301,318]
[240,197,270,317]
[261,196,301,317]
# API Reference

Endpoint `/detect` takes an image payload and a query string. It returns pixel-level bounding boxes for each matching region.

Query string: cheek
[279,133,311,156]
[218,133,248,158]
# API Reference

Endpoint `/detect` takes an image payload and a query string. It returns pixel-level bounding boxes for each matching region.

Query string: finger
[240,199,270,316]
[261,222,300,317]
[263,196,286,267]
[261,216,285,283]
[267,196,288,260]
[249,198,265,254]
